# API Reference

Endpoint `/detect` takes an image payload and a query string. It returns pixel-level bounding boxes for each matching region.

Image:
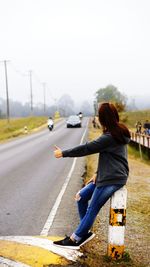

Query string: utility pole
[29,70,33,114]
[0,60,10,123]
[42,83,46,113]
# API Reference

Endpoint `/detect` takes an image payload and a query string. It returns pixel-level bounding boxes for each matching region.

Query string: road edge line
[40,119,88,236]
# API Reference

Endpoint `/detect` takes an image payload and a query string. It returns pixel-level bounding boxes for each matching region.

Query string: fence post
[107,186,127,259]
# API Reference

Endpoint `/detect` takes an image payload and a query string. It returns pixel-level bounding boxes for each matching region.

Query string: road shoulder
[49,157,85,237]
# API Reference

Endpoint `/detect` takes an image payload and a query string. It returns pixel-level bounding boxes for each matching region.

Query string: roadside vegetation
[0,116,48,142]
[120,109,150,129]
[79,120,150,267]
[94,85,150,131]
[121,109,150,163]
[128,145,150,164]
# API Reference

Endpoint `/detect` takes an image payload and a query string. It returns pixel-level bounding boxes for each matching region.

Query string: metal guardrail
[130,132,150,149]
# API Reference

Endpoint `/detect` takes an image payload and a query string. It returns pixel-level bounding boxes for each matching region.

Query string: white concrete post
[108,186,127,259]
[24,126,28,134]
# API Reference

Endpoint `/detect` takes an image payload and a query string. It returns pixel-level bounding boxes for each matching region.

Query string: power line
[32,71,42,85]
[46,85,57,102]
[1,60,57,112]
[9,62,28,77]
[32,71,56,103]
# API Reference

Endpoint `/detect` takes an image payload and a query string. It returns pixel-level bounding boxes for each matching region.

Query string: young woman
[53,102,130,249]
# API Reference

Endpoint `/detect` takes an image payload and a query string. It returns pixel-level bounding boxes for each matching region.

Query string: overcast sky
[0,0,150,107]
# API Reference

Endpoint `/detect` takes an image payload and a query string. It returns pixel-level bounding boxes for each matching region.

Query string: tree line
[0,84,131,119]
[94,84,127,114]
[0,94,93,118]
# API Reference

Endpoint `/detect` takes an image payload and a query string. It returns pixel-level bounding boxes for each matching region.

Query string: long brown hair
[98,102,130,144]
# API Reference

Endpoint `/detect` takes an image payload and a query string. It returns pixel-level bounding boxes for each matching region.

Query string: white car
[66,115,82,128]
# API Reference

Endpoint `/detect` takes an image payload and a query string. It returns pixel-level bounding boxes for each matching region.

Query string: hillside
[81,121,150,267]
[120,109,150,129]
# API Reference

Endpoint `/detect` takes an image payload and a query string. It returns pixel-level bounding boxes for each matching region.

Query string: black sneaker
[53,235,80,250]
[78,232,95,247]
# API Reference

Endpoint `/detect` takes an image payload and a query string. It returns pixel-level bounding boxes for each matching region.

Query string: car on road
[66,115,82,128]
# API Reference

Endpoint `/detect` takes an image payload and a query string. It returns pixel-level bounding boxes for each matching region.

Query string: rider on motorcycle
[47,117,54,131]
[78,112,83,120]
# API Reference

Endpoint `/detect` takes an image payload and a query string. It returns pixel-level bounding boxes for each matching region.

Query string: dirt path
[80,156,150,267]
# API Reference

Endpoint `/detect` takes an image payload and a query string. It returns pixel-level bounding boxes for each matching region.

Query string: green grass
[0,116,48,142]
[82,121,150,267]
[128,143,150,163]
[120,109,150,129]
[119,109,150,163]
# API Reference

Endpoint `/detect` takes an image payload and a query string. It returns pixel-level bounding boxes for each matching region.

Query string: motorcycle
[48,124,54,131]
[47,117,54,131]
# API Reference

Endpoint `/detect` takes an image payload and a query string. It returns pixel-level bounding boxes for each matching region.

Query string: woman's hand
[86,173,97,185]
[54,145,63,158]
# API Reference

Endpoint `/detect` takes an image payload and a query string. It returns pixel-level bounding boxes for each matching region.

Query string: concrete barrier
[107,186,127,259]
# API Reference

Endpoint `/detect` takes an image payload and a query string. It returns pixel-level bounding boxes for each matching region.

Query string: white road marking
[0,256,30,267]
[40,120,88,236]
[0,236,83,262]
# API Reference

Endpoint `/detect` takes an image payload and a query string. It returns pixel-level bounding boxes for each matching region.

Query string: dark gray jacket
[62,133,130,187]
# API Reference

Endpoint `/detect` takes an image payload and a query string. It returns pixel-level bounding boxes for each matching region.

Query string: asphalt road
[0,118,88,236]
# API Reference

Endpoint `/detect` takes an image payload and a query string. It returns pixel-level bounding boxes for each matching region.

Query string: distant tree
[0,95,92,118]
[0,109,4,118]
[58,94,75,116]
[114,102,126,112]
[0,98,6,118]
[79,101,93,116]
[0,100,3,118]
[10,100,25,117]
[95,84,127,112]
[126,98,137,111]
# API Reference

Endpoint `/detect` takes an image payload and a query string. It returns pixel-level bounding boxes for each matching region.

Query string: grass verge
[128,144,150,164]
[120,109,150,128]
[78,119,150,267]
[0,116,60,142]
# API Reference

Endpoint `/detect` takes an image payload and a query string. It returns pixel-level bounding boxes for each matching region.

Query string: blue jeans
[72,182,122,242]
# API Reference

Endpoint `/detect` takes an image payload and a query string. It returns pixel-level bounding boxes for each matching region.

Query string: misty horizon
[0,0,150,110]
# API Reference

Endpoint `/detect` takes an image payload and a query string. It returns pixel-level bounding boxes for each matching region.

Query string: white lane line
[40,120,88,236]
[0,236,83,262]
[0,256,30,267]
